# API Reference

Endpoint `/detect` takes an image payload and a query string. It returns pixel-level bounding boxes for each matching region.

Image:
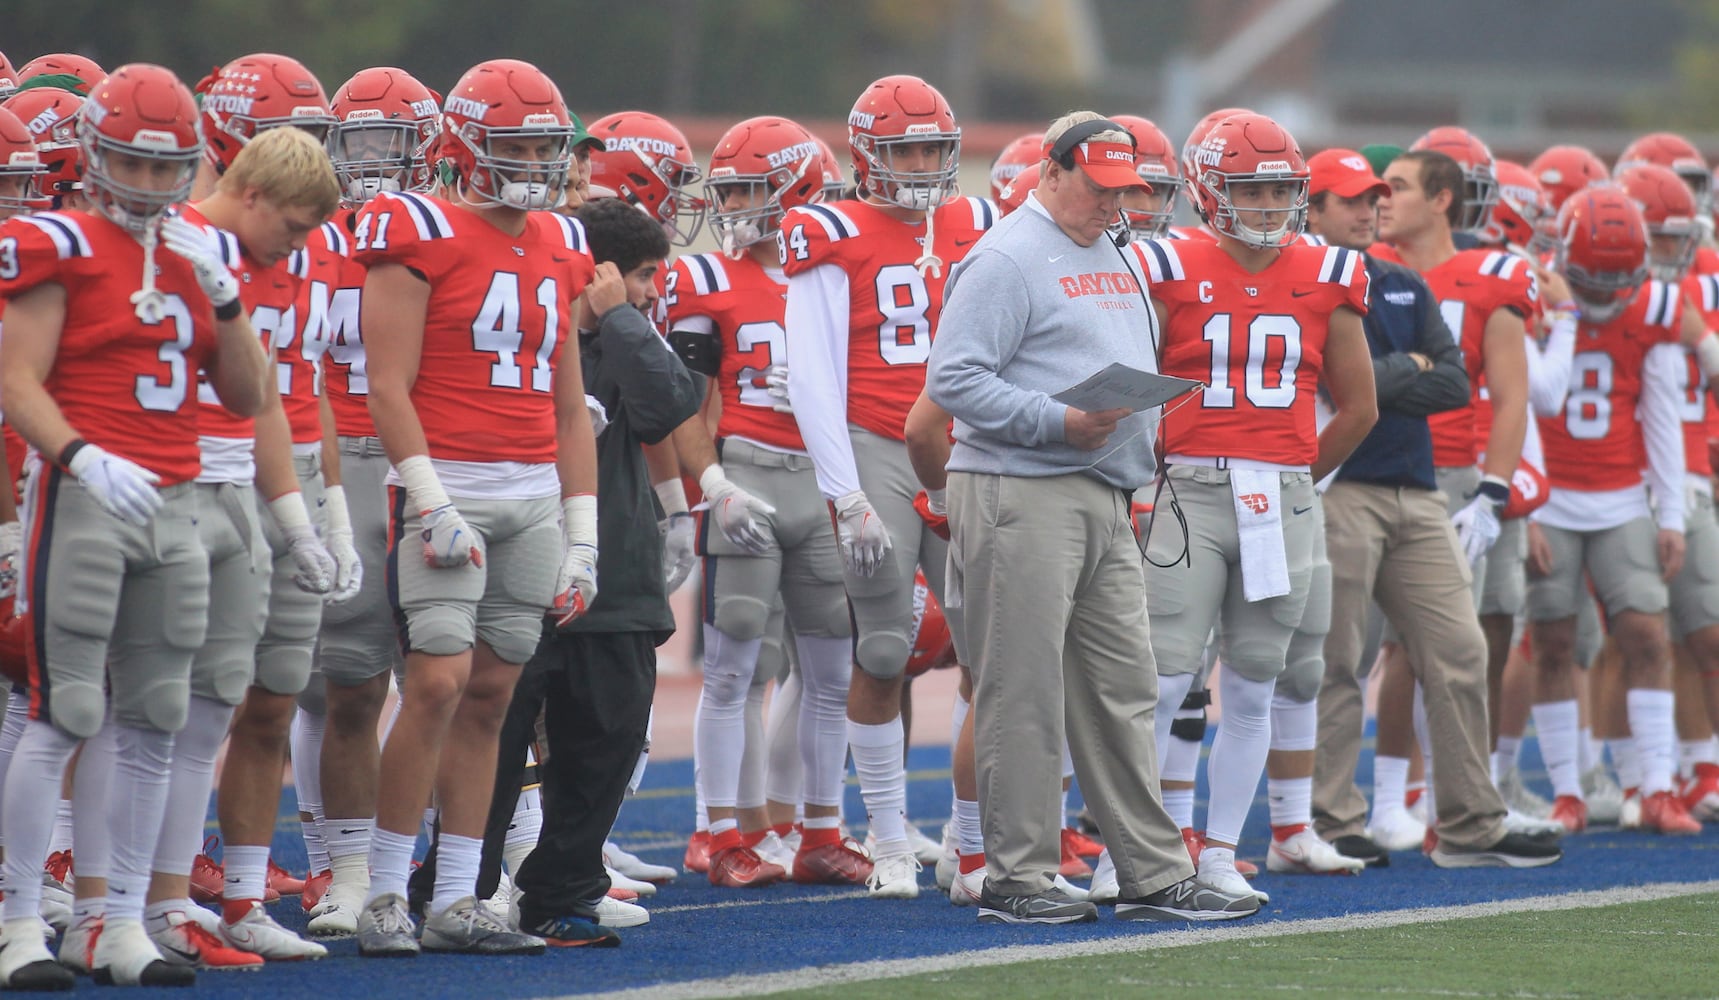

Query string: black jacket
[563,303,704,635]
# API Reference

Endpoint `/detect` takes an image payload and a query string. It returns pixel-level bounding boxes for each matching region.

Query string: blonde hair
[217,126,340,216]
[1043,111,1130,156]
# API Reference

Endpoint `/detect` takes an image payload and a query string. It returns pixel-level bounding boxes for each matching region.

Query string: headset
[1046,117,1136,171]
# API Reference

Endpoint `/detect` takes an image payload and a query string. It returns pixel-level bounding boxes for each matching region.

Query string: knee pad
[1277,643,1325,704]
[115,676,191,733]
[753,637,784,688]
[1168,686,1209,742]
[254,644,313,697]
[710,592,772,642]
[854,629,909,681]
[46,681,105,740]
[295,672,328,716]
[404,604,477,659]
[1222,635,1293,684]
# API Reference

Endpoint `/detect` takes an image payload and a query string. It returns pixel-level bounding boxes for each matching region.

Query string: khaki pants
[949,470,1190,898]
[1312,481,1506,849]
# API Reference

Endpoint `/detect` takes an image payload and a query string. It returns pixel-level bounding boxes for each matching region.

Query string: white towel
[1231,469,1290,602]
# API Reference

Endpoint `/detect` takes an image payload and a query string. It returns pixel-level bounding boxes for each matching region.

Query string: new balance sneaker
[1640,789,1702,835]
[948,864,984,906]
[1497,767,1553,819]
[266,858,306,897]
[1583,766,1625,825]
[1114,877,1260,922]
[1429,830,1562,869]
[1330,835,1389,868]
[1266,827,1365,875]
[421,897,545,955]
[752,832,796,874]
[708,845,787,888]
[307,879,367,938]
[149,909,264,971]
[1061,826,1104,860]
[1197,850,1269,904]
[93,917,196,987]
[976,882,1097,925]
[1551,795,1588,834]
[1057,830,1093,879]
[301,869,332,913]
[791,840,873,886]
[356,893,419,958]
[521,913,620,949]
[0,918,73,991]
[603,840,677,884]
[219,902,327,960]
[905,824,944,866]
[683,832,710,874]
[56,912,100,974]
[934,823,958,892]
[1087,849,1118,905]
[866,852,921,900]
[1680,762,1719,821]
[1365,807,1428,853]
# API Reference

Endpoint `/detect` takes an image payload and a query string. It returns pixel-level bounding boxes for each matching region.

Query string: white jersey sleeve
[785,263,862,499]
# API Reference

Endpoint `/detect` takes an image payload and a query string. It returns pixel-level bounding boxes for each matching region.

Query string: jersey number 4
[1201,313,1302,409]
[473,272,560,392]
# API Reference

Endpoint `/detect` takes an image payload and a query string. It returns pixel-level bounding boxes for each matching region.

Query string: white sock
[429,833,481,917]
[1531,700,1582,798]
[221,844,269,908]
[1610,739,1641,790]
[143,899,182,937]
[1372,756,1411,819]
[290,709,329,873]
[72,896,105,923]
[325,818,372,887]
[848,718,908,854]
[1267,776,1313,830]
[365,827,417,905]
[1161,786,1196,830]
[1626,688,1676,795]
[154,696,233,877]
[106,724,176,923]
[1,722,78,921]
[1578,727,1603,775]
[953,797,983,857]
[1202,671,1272,847]
[1492,734,1523,784]
[1678,738,1718,776]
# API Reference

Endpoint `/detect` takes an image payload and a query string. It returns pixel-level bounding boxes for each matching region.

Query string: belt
[339,435,388,459]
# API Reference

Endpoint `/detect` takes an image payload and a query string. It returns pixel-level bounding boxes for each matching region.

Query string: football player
[781,73,995,899]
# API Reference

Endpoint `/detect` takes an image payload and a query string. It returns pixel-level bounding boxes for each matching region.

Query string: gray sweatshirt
[927,193,1162,489]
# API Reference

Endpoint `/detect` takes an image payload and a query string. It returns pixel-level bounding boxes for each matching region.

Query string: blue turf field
[77,734,1719,998]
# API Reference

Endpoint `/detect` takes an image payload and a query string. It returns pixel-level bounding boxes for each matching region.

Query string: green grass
[766,893,1719,999]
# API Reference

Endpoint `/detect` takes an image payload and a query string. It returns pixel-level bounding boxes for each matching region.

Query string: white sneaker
[588,894,649,928]
[219,902,327,960]
[37,883,71,934]
[149,908,264,970]
[865,851,921,900]
[605,865,658,898]
[1503,808,1565,838]
[1366,807,1428,853]
[1583,766,1625,825]
[1,918,72,990]
[1087,848,1118,904]
[306,879,366,938]
[934,823,959,892]
[487,870,522,931]
[751,832,795,875]
[1497,767,1553,819]
[602,840,677,883]
[57,912,101,973]
[1198,850,1269,904]
[948,865,984,906]
[93,917,195,987]
[904,823,944,865]
[1267,829,1365,875]
[1051,874,1090,901]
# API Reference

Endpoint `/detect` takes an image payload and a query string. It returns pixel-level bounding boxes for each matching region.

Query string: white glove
[554,494,598,625]
[0,521,21,600]
[585,394,610,437]
[700,464,776,555]
[68,442,162,526]
[1450,482,1506,568]
[321,485,363,604]
[661,512,696,592]
[268,492,336,594]
[764,364,793,414]
[833,489,891,577]
[398,455,483,569]
[159,214,239,309]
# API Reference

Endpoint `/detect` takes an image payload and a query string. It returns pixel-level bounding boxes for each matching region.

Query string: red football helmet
[0,52,18,101]
[79,63,203,232]
[1410,126,1497,234]
[813,133,847,201]
[196,53,333,174]
[1485,159,1556,258]
[4,86,88,208]
[1180,107,1250,193]
[0,107,45,216]
[18,53,104,90]
[1529,145,1608,211]
[437,59,578,212]
[587,111,705,245]
[1189,112,1308,248]
[1616,132,1711,215]
[997,161,1040,217]
[1556,184,1649,325]
[989,131,1043,200]
[329,67,440,205]
[1112,114,1179,239]
[905,570,955,677]
[847,74,961,212]
[705,116,824,257]
[1616,163,1699,282]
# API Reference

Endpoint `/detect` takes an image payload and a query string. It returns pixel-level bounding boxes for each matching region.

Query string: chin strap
[914,204,944,278]
[130,218,168,323]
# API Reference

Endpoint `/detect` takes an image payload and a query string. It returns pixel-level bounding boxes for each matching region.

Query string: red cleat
[1058,830,1092,878]
[1680,762,1719,821]
[707,845,786,888]
[685,831,710,874]
[300,869,332,913]
[43,849,73,892]
[266,858,305,897]
[1641,789,1703,835]
[1060,826,1104,860]
[191,838,226,905]
[1551,795,1588,834]
[791,840,873,885]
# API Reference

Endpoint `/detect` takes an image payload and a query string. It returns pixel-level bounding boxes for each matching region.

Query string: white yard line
[572,879,1719,1000]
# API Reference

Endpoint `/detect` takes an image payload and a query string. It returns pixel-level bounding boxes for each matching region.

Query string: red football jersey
[665,251,802,452]
[1421,249,1538,467]
[275,223,352,445]
[777,196,995,441]
[308,212,372,439]
[1681,268,1719,477]
[1138,238,1370,466]
[353,192,595,465]
[0,211,218,485]
[180,204,301,448]
[1538,279,1684,491]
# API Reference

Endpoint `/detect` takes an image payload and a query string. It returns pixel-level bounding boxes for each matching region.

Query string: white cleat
[1087,848,1118,904]
[1267,829,1366,875]
[1051,874,1090,901]
[1198,851,1269,904]
[56,912,101,974]
[219,903,327,960]
[1503,809,1565,838]
[1497,767,1553,819]
[602,840,677,884]
[486,871,522,931]
[905,824,944,865]
[93,917,196,987]
[604,865,658,899]
[1,917,73,990]
[1366,807,1428,853]
[1583,766,1625,825]
[1619,789,1642,830]
[37,884,71,934]
[948,866,984,906]
[866,852,921,900]
[306,880,366,938]
[933,823,958,892]
[751,833,795,876]
[589,894,649,928]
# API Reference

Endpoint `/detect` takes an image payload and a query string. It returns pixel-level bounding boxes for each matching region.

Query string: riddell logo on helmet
[444,96,489,121]
[130,129,183,151]
[766,141,820,170]
[1255,160,1293,172]
[606,135,678,157]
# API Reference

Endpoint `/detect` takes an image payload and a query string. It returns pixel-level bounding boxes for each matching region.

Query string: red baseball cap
[1309,148,1390,199]
[1055,137,1152,191]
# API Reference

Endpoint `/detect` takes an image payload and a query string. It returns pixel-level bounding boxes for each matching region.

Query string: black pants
[408,626,658,918]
